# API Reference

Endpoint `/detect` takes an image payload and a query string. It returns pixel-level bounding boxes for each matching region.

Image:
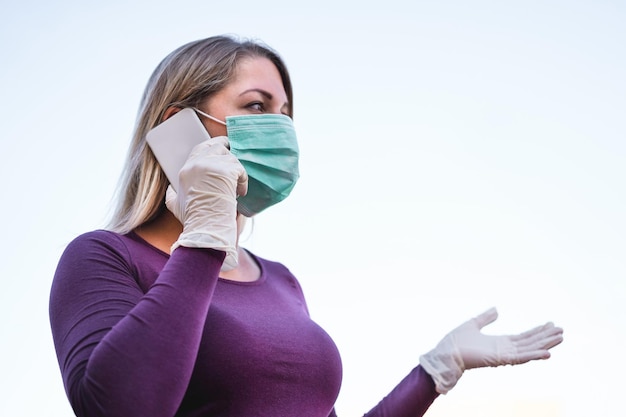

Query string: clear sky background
[1,1,624,416]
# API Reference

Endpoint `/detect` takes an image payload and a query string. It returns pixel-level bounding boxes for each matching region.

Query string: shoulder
[250,251,297,281]
[253,253,290,273]
[61,229,133,260]
[55,230,138,278]
[53,229,166,298]
[67,229,128,246]
[249,251,308,298]
[57,230,169,293]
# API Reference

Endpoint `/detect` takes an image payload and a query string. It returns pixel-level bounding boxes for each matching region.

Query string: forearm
[362,366,439,417]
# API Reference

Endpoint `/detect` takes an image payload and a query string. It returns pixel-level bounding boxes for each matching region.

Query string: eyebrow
[240,88,291,112]
[240,88,273,99]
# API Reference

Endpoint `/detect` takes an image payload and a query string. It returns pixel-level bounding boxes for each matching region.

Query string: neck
[134,209,260,282]
[135,209,183,254]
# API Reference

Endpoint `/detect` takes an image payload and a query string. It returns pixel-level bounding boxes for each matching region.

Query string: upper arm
[49,231,142,397]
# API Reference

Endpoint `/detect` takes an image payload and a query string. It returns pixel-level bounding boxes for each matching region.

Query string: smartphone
[146,108,210,192]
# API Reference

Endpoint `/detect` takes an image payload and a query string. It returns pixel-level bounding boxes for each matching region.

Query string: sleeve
[49,231,225,417]
[360,366,439,417]
[328,366,438,417]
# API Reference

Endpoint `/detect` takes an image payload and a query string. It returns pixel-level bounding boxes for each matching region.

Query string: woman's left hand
[419,307,564,394]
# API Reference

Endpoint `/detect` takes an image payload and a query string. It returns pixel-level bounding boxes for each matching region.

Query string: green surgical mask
[194,109,300,217]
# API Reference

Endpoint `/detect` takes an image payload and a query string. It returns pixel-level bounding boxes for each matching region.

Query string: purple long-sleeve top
[49,230,438,416]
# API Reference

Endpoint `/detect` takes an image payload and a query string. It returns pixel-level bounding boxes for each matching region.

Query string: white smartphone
[146,108,210,192]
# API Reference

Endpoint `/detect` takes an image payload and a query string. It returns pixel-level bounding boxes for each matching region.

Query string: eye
[246,101,265,112]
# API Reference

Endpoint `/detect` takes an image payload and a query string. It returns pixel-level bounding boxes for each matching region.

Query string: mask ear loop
[236,214,255,244]
[193,108,227,126]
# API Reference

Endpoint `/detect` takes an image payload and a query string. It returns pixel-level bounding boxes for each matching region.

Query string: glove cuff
[419,344,465,395]
[172,232,238,270]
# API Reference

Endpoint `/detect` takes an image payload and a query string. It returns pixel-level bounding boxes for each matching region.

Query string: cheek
[200,96,230,137]
[206,124,228,138]
[198,116,227,137]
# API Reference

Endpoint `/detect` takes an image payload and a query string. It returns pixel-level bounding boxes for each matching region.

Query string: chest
[198,280,338,376]
[183,279,343,413]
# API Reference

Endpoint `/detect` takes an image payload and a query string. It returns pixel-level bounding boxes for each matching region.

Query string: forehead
[228,56,287,96]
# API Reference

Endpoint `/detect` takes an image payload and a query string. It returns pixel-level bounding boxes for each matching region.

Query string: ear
[162,106,183,122]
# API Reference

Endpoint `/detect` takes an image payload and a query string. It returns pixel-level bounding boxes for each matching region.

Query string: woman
[49,35,563,417]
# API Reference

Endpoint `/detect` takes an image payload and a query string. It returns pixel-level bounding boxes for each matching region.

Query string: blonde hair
[107,35,293,233]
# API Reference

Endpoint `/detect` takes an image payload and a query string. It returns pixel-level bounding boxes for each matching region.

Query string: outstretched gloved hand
[166,136,248,270]
[419,307,564,394]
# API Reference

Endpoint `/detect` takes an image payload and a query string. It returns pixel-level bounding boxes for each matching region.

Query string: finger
[538,332,564,350]
[165,185,177,205]
[514,328,564,353]
[505,349,552,365]
[189,136,230,158]
[513,336,563,358]
[510,323,551,343]
[511,323,563,345]
[209,135,230,150]
[237,166,249,197]
[165,185,180,217]
[472,307,499,329]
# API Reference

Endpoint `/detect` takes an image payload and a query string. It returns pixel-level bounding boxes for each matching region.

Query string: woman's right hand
[166,136,248,269]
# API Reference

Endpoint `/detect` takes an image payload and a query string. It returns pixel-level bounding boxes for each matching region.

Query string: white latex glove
[419,307,564,394]
[166,136,248,270]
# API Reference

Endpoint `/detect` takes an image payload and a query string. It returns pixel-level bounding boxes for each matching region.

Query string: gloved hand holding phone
[166,136,248,270]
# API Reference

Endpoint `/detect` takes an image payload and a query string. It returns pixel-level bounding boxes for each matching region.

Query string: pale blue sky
[1,1,624,416]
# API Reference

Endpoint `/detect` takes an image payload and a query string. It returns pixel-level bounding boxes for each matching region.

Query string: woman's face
[199,56,290,137]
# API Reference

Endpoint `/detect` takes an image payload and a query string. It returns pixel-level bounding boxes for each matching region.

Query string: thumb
[472,307,499,330]
[165,185,182,220]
